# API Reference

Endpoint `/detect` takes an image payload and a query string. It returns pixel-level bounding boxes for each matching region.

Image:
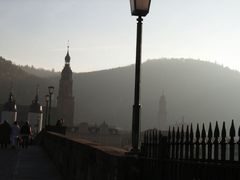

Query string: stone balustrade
[41,131,140,180]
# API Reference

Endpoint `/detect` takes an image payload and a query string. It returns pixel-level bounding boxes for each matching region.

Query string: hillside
[1,56,240,130]
[0,57,54,105]
[20,65,59,78]
[72,59,240,130]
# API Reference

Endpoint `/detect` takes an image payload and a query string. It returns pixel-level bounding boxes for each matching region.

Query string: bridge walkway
[0,145,62,180]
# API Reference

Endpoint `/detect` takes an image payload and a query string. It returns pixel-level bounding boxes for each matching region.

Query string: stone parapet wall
[42,132,140,180]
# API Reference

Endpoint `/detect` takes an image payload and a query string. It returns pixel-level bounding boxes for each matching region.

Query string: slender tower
[1,88,17,124]
[158,92,167,130]
[57,46,75,127]
[28,86,43,134]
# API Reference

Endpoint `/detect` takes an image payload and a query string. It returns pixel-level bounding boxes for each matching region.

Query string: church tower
[158,92,167,130]
[57,46,75,127]
[28,86,43,133]
[1,89,17,124]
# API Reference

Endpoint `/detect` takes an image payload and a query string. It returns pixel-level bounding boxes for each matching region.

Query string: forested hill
[72,59,240,130]
[1,56,240,130]
[20,65,59,78]
[0,57,30,81]
[0,56,54,104]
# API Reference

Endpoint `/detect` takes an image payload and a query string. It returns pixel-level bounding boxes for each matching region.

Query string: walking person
[1,121,11,148]
[11,121,20,148]
[0,122,3,148]
[20,121,31,148]
[56,118,63,127]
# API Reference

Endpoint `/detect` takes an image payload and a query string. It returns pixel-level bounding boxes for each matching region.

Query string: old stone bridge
[0,131,140,180]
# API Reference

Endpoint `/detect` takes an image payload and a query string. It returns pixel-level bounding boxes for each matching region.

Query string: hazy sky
[1,0,240,72]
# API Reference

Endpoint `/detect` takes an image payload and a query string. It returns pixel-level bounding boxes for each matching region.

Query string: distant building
[174,116,189,128]
[0,91,57,127]
[84,121,119,135]
[28,87,43,135]
[57,46,75,127]
[77,122,89,134]
[158,92,167,130]
[70,121,126,148]
[1,90,17,124]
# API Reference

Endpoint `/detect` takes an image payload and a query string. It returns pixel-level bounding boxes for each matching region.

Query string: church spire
[3,85,17,112]
[158,90,167,130]
[57,42,75,127]
[65,45,70,64]
[160,90,166,103]
[34,85,39,103]
[9,84,14,102]
[29,85,42,113]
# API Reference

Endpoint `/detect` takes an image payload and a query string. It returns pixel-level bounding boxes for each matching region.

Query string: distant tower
[1,89,17,124]
[57,46,75,127]
[158,92,167,130]
[28,86,43,134]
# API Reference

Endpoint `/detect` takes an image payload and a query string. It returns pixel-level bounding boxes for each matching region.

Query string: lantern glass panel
[130,0,135,13]
[136,0,149,11]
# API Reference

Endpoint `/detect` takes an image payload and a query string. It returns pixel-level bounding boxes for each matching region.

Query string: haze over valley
[1,56,240,130]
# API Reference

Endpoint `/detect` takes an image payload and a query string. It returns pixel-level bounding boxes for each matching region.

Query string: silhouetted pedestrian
[20,121,31,148]
[56,118,63,127]
[11,121,20,148]
[0,122,3,148]
[0,121,11,148]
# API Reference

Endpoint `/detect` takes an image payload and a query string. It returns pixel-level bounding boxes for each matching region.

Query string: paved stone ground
[0,145,63,180]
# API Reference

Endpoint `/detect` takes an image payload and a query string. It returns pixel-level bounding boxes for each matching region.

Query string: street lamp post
[48,86,54,126]
[45,94,49,128]
[130,0,151,153]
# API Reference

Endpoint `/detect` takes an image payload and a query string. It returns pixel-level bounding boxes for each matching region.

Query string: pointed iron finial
[168,126,171,142]
[190,124,193,141]
[208,122,212,138]
[202,123,206,139]
[221,121,226,139]
[153,129,157,144]
[196,124,200,139]
[158,130,162,143]
[214,121,220,138]
[238,126,240,137]
[230,119,235,138]
[143,131,147,143]
[180,125,184,142]
[176,126,180,142]
[186,125,189,142]
[146,130,149,144]
[172,127,175,142]
[150,130,154,145]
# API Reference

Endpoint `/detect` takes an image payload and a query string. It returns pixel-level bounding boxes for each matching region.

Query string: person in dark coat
[56,118,63,127]
[0,123,3,148]
[20,121,31,148]
[0,121,11,148]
